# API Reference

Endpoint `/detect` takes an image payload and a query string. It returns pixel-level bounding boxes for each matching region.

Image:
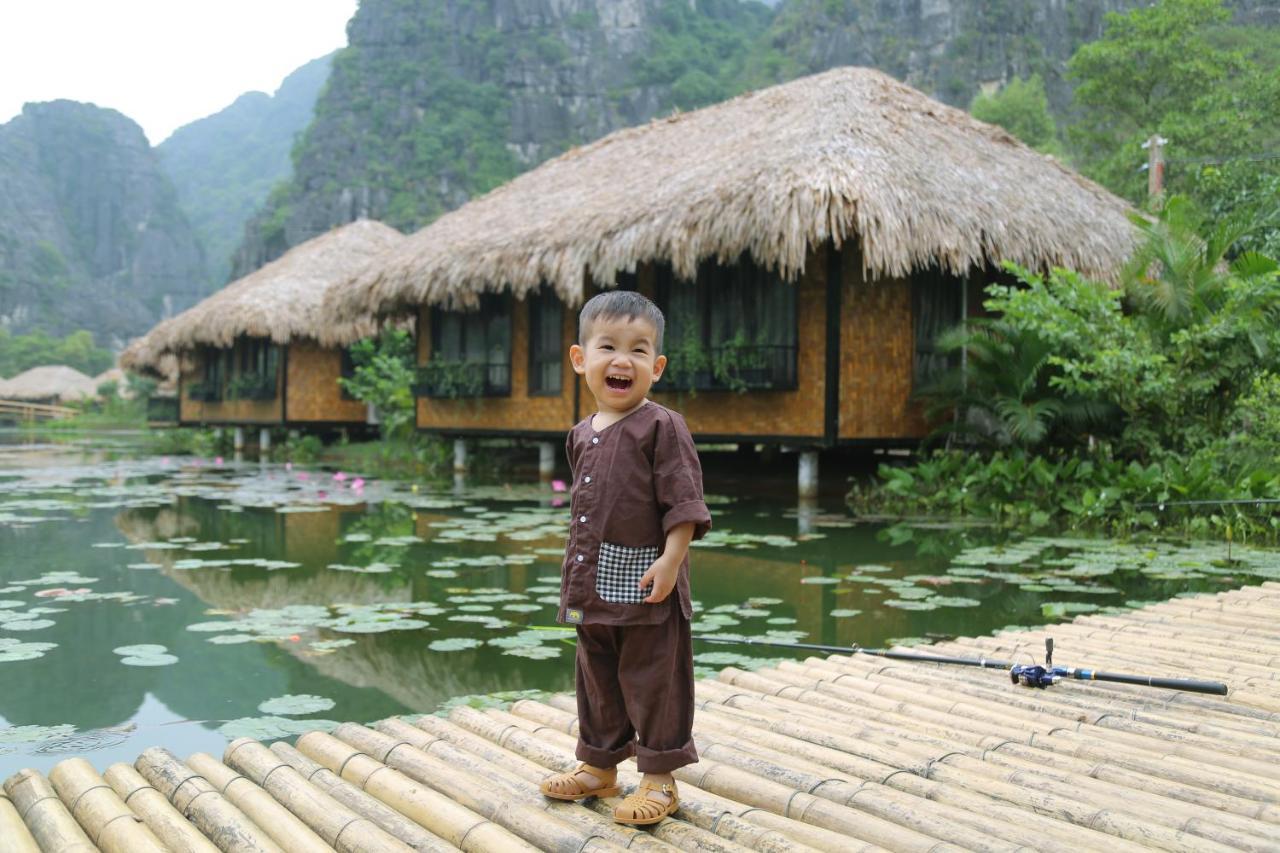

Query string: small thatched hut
[122,220,405,440]
[327,68,1135,486]
[1,365,98,404]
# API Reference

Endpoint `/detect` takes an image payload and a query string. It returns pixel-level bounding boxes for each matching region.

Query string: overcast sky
[0,0,359,146]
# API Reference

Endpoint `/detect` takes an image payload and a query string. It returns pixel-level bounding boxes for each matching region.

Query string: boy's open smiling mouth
[605,374,633,391]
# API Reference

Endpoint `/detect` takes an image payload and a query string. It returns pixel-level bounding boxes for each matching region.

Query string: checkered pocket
[595,542,660,604]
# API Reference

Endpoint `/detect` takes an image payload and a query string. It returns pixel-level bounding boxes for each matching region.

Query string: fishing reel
[1010,638,1062,689]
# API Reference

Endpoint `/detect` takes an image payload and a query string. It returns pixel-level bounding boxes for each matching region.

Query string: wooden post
[234,426,246,451]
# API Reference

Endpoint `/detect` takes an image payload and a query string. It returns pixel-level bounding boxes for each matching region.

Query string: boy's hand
[639,555,679,604]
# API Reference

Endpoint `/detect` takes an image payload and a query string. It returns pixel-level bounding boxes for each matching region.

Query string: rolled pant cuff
[576,738,635,769]
[635,738,698,774]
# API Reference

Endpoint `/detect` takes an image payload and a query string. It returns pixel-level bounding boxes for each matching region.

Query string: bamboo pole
[696,704,1153,852]
[294,730,538,852]
[0,785,41,853]
[380,716,745,853]
[48,758,167,853]
[185,753,333,853]
[762,655,1280,835]
[269,742,456,853]
[2,768,97,853]
[135,746,285,853]
[701,676,1280,845]
[450,707,868,853]
[802,655,1280,760]
[694,732,1026,852]
[103,763,219,853]
[222,738,410,853]
[328,722,623,851]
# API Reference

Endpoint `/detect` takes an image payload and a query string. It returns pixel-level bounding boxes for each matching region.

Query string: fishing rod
[694,635,1229,695]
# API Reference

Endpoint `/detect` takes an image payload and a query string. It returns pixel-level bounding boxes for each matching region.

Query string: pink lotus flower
[161,457,170,466]
[285,462,293,472]
[214,456,224,466]
[352,478,365,491]
[551,497,565,508]
[333,472,347,482]
[297,472,310,481]
[318,490,328,499]
[551,479,567,492]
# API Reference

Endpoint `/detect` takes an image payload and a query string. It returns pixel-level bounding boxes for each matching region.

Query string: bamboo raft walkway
[4,583,1280,852]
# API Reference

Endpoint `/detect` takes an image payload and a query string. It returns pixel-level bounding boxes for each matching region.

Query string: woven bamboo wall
[178,348,283,425]
[644,256,827,439]
[837,261,928,440]
[285,341,367,425]
[415,299,578,434]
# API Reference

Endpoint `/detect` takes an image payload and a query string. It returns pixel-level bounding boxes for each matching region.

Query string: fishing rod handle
[1069,668,1228,696]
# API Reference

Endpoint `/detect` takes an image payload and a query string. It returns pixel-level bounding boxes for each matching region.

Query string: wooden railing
[0,399,79,421]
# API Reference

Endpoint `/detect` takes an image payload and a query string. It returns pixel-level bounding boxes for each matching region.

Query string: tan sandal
[613,781,678,825]
[540,764,620,801]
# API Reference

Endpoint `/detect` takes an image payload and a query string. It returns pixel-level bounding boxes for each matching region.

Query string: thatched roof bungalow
[327,67,1135,457]
[1,365,98,404]
[122,220,404,434]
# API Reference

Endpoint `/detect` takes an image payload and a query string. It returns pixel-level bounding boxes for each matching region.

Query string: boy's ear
[652,354,667,380]
[569,344,586,374]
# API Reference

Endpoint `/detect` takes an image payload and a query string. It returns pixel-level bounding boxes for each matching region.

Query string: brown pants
[574,607,698,774]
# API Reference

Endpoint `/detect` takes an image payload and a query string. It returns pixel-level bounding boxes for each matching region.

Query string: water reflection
[1,439,1272,776]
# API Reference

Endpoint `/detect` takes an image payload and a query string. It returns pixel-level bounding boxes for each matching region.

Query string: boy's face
[570,314,666,415]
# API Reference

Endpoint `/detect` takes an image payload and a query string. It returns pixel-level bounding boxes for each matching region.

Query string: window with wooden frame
[191,346,226,401]
[227,337,279,400]
[912,267,965,391]
[416,293,513,397]
[527,286,563,395]
[654,255,798,393]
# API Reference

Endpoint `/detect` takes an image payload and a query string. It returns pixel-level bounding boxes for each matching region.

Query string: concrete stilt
[453,472,467,495]
[797,497,818,536]
[538,441,555,481]
[453,438,468,473]
[798,450,819,500]
[233,426,245,451]
[259,428,271,453]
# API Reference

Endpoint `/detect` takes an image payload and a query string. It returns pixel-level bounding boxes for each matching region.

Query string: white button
[584,476,591,483]
[591,436,599,444]
[576,554,584,562]
[579,515,587,523]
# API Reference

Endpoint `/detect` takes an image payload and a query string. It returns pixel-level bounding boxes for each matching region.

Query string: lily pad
[258,694,336,715]
[428,638,483,652]
[829,609,862,618]
[218,716,340,740]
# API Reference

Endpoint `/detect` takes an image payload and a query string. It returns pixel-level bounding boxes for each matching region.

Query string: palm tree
[917,317,1113,449]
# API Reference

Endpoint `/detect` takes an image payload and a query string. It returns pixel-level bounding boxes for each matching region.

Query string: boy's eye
[600,344,614,351]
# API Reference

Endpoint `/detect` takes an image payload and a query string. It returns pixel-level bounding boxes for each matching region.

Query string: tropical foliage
[337,329,416,441]
[864,196,1280,536]
[0,329,113,378]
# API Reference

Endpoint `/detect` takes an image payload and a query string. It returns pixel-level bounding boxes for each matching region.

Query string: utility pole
[1143,134,1166,199]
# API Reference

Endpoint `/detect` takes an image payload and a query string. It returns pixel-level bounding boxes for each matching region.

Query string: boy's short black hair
[578,289,666,354]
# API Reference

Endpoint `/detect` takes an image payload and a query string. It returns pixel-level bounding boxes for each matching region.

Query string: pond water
[2,433,1278,777]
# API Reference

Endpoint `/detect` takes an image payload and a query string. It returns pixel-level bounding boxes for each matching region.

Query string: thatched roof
[1,365,98,403]
[121,220,404,373]
[329,67,1135,318]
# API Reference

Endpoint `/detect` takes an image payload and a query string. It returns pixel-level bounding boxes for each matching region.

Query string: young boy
[539,290,711,826]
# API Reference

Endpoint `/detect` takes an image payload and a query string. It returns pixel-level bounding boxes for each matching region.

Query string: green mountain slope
[0,102,207,346]
[158,54,333,286]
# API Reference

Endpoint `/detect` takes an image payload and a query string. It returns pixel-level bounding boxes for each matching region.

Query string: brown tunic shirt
[557,400,712,626]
